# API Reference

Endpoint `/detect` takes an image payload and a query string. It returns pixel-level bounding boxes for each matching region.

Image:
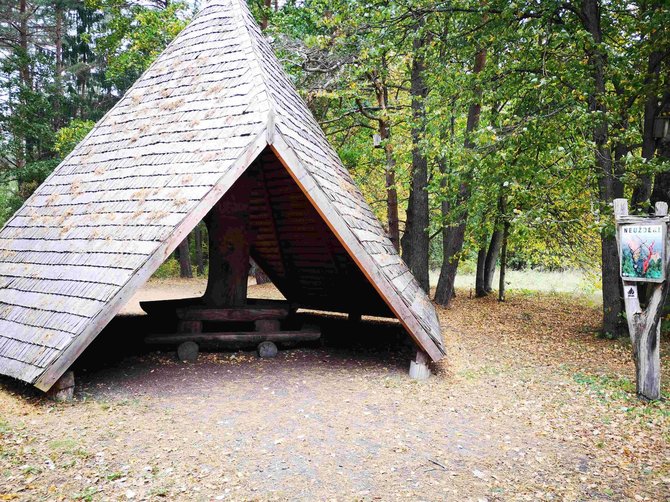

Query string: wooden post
[409,350,431,380]
[178,320,202,334]
[204,172,256,308]
[194,224,205,275]
[46,370,74,402]
[615,198,669,400]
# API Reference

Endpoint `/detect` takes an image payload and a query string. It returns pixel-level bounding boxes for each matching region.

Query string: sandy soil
[0,281,668,501]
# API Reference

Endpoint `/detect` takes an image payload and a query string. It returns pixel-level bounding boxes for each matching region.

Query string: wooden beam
[204,169,256,308]
[145,328,320,345]
[257,154,294,295]
[176,306,289,322]
[614,197,669,400]
[255,319,281,331]
[177,320,202,333]
[409,350,431,380]
[140,297,203,317]
[46,370,75,401]
[269,134,444,361]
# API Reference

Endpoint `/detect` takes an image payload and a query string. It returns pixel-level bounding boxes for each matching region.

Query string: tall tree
[434,44,486,305]
[401,19,430,292]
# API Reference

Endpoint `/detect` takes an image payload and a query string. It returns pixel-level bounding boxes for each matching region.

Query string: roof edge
[33,127,270,391]
[268,131,445,362]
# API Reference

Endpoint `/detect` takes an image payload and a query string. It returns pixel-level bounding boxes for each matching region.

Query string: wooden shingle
[0,0,444,391]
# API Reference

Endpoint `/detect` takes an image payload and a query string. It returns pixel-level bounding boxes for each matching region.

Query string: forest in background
[0,0,668,337]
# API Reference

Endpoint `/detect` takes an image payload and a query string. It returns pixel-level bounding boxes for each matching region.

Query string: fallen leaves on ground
[0,284,668,501]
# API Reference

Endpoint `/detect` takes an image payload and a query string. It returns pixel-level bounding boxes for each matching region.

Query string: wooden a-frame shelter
[0,0,445,392]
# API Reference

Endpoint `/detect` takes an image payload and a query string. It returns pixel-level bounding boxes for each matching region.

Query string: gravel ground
[0,280,668,501]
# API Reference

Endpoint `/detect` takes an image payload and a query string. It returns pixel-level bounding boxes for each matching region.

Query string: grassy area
[430,267,601,301]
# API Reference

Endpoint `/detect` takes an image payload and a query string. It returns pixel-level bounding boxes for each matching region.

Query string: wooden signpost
[614,198,669,401]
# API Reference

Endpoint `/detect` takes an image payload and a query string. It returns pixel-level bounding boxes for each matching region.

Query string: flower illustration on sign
[620,225,664,280]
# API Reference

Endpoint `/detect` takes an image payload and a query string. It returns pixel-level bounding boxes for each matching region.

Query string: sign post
[614,198,669,401]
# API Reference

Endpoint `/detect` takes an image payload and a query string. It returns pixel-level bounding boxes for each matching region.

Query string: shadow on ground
[51,310,417,399]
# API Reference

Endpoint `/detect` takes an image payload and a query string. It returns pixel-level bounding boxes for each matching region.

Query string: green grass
[573,372,636,397]
[458,364,504,381]
[106,471,123,481]
[430,267,601,301]
[149,486,169,497]
[48,438,91,459]
[73,487,99,501]
[573,371,670,415]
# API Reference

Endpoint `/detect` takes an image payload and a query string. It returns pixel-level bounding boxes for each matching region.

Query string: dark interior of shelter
[62,147,414,381]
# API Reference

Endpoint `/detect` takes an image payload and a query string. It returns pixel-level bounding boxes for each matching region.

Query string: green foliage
[93,1,191,92]
[0,0,192,227]
[0,0,668,301]
[152,258,181,279]
[621,248,635,277]
[54,120,95,158]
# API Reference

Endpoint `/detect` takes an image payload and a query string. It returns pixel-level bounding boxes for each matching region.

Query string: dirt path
[0,281,668,501]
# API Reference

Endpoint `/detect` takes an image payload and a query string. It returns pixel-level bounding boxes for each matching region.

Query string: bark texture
[194,225,205,275]
[434,46,486,305]
[475,247,487,297]
[204,175,254,307]
[581,0,624,337]
[177,237,192,278]
[401,30,430,292]
[630,48,662,209]
[484,217,503,293]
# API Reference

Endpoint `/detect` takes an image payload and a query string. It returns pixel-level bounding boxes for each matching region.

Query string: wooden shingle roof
[0,0,444,391]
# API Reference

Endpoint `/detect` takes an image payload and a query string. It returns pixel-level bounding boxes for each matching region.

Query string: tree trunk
[631,47,662,210]
[484,213,503,292]
[498,209,509,302]
[615,198,667,401]
[194,224,204,276]
[178,236,192,278]
[475,247,487,297]
[260,0,272,30]
[18,0,30,88]
[15,0,30,184]
[651,139,670,204]
[204,174,254,307]
[400,29,429,292]
[477,189,505,297]
[53,2,64,130]
[374,68,400,251]
[650,91,670,206]
[384,142,400,251]
[581,0,624,337]
[434,46,486,305]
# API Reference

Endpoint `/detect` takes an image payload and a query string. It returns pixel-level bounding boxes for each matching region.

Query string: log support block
[258,341,278,358]
[146,327,321,345]
[177,341,199,362]
[409,350,431,380]
[46,370,75,402]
